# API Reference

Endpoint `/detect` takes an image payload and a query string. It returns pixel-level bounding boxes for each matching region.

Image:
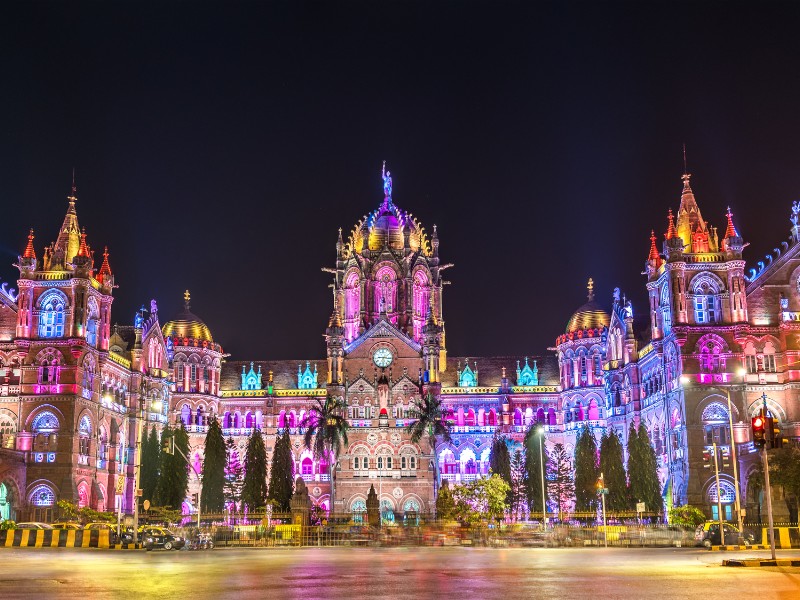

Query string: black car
[142,526,185,550]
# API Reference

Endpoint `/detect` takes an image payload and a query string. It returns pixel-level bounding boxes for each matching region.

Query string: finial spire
[648,230,660,261]
[184,289,191,310]
[72,167,76,196]
[724,206,739,239]
[23,228,36,259]
[381,160,392,203]
[97,246,112,284]
[682,143,687,175]
[587,277,595,301]
[77,227,89,257]
[665,208,677,239]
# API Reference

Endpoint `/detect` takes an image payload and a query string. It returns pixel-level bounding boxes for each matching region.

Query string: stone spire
[96,246,113,285]
[724,206,739,239]
[52,179,81,266]
[647,230,662,268]
[23,228,36,259]
[665,208,677,240]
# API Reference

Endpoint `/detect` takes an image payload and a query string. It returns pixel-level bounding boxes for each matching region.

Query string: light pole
[537,425,546,529]
[726,368,746,539]
[598,472,607,548]
[711,441,725,546]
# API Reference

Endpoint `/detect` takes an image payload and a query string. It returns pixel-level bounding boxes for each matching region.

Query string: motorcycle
[186,531,215,550]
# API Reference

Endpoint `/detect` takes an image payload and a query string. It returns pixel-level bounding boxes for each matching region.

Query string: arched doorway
[0,482,13,521]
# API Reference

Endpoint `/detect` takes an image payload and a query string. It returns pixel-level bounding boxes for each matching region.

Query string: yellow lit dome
[565,278,610,334]
[162,291,213,342]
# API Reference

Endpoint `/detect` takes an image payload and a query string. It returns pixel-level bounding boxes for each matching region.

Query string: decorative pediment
[297,361,318,389]
[241,362,263,390]
[516,357,538,386]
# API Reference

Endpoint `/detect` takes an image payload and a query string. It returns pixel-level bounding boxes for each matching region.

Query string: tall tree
[547,442,574,520]
[241,428,268,512]
[300,395,349,512]
[406,391,452,496]
[200,416,226,513]
[267,430,294,512]
[156,424,189,509]
[524,423,548,514]
[509,449,527,519]
[627,423,663,515]
[436,479,456,520]
[574,426,600,512]
[223,437,244,511]
[140,426,160,505]
[600,431,628,512]
[489,435,513,509]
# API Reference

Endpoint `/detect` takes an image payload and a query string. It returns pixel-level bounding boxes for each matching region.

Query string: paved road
[1,547,799,599]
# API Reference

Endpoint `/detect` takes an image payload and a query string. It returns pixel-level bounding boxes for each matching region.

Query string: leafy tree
[547,443,574,520]
[600,431,628,512]
[451,474,510,525]
[155,424,189,509]
[668,505,706,529]
[765,445,800,523]
[406,392,452,493]
[627,423,663,515]
[573,426,599,512]
[140,426,160,505]
[489,435,513,508]
[223,437,244,511]
[267,430,294,512]
[509,449,527,519]
[524,423,548,514]
[241,428,268,512]
[436,479,456,520]
[300,395,349,510]
[200,417,226,513]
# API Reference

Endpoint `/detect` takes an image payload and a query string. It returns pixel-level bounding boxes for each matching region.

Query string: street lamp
[536,425,546,530]
[725,367,746,539]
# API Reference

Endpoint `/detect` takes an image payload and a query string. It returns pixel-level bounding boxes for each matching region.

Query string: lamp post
[598,472,607,548]
[711,441,725,546]
[725,367,746,539]
[536,425,546,529]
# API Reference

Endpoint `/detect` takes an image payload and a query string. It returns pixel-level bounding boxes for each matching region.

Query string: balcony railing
[222,427,254,437]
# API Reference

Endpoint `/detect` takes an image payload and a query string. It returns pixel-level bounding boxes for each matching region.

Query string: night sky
[3,1,800,360]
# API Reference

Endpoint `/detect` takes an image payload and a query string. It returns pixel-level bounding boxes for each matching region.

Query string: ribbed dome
[368,205,405,251]
[162,291,213,342]
[565,300,610,334]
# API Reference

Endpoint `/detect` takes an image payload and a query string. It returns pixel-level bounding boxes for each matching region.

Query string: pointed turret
[721,206,744,254]
[52,181,81,267]
[23,229,36,259]
[646,229,663,277]
[96,246,113,286]
[77,228,89,257]
[724,206,738,239]
[675,172,716,253]
[665,209,677,240]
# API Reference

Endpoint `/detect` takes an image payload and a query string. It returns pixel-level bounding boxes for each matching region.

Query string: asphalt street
[1,547,799,600]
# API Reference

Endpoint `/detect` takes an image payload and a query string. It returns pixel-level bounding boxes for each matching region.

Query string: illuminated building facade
[0,166,798,522]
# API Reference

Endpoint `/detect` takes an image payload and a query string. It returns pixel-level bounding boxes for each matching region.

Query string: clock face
[373,348,393,368]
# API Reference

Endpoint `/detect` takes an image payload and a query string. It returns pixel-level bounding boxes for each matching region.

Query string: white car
[14,522,54,530]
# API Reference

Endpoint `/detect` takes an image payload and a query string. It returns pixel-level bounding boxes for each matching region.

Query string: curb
[723,558,800,567]
[709,545,773,551]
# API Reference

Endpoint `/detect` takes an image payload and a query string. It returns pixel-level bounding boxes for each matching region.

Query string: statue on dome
[150,299,158,316]
[791,201,800,227]
[382,161,392,200]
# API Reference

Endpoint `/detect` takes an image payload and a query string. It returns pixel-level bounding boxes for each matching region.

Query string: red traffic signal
[752,416,767,447]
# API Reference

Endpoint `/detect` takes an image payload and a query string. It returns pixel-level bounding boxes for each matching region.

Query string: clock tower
[323,164,444,521]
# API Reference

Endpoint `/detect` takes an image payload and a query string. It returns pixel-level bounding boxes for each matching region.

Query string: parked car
[694,522,752,547]
[14,522,53,530]
[141,526,185,550]
[51,522,82,530]
[84,522,128,543]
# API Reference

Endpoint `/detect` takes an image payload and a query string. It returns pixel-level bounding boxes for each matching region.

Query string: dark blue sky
[3,1,800,359]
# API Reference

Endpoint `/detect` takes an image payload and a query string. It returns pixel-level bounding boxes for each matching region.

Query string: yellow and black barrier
[0,529,141,549]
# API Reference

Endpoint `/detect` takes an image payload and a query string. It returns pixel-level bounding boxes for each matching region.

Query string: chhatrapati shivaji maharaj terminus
[1,164,798,524]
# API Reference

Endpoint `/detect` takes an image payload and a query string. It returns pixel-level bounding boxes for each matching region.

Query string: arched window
[412,270,431,341]
[700,339,724,373]
[38,292,66,338]
[692,276,721,324]
[344,272,361,342]
[702,401,729,445]
[180,405,192,426]
[708,480,736,504]
[78,415,91,456]
[763,341,777,373]
[0,482,12,521]
[77,482,90,508]
[36,348,62,385]
[744,342,757,374]
[31,410,60,433]
[86,298,100,347]
[29,484,55,507]
[374,266,396,315]
[245,412,255,429]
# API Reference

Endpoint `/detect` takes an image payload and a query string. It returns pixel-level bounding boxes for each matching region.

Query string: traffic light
[191,493,199,505]
[162,436,174,454]
[752,415,766,447]
[766,416,783,449]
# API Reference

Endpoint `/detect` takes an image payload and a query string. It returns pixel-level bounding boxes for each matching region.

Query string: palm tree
[300,395,349,515]
[406,391,451,505]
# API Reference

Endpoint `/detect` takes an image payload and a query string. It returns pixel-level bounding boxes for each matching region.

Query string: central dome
[162,291,214,342]
[564,278,610,334]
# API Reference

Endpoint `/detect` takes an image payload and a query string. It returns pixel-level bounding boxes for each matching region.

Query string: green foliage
[766,445,800,520]
[668,505,706,529]
[56,500,115,524]
[627,423,663,514]
[524,424,548,513]
[155,424,190,509]
[489,435,512,507]
[547,443,574,518]
[267,430,295,512]
[56,499,80,521]
[573,426,599,512]
[241,428,268,511]
[146,505,183,525]
[200,417,227,513]
[406,392,451,451]
[435,479,456,520]
[140,426,160,504]
[451,474,510,524]
[0,520,15,530]
[223,437,244,510]
[600,431,628,512]
[301,395,349,461]
[509,449,527,517]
